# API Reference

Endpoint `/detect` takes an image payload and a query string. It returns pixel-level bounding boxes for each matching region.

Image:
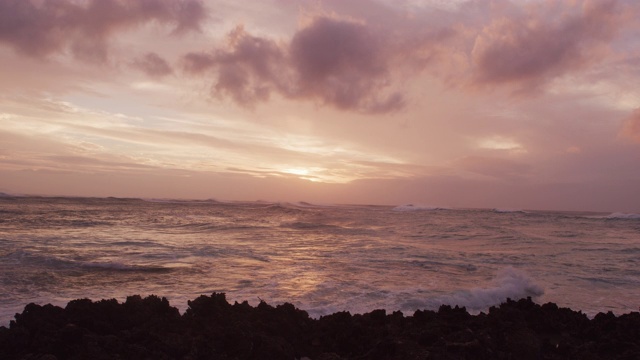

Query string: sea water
[1,196,639,326]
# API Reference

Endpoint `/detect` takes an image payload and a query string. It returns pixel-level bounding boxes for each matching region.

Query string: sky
[1,0,640,212]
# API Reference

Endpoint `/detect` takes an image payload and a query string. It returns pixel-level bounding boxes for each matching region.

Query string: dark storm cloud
[0,0,206,62]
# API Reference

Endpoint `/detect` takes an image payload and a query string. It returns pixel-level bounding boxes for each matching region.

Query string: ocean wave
[255,203,306,213]
[432,267,544,311]
[110,240,174,248]
[4,250,175,273]
[279,221,344,231]
[4,250,73,268]
[605,212,640,220]
[303,267,545,318]
[68,220,112,228]
[492,208,526,214]
[392,204,448,212]
[154,222,267,233]
[80,261,173,273]
[142,198,209,204]
[191,247,271,263]
[290,201,337,209]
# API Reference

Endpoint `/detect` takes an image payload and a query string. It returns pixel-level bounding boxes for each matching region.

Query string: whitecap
[431,267,544,311]
[605,212,640,220]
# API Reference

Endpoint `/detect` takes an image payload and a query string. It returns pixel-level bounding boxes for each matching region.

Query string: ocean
[1,196,639,326]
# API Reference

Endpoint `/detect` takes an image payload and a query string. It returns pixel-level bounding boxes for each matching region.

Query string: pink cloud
[182,17,404,113]
[0,0,206,62]
[209,26,288,106]
[182,52,217,74]
[177,1,638,112]
[289,17,403,113]
[620,108,640,142]
[470,0,623,92]
[131,52,173,77]
[455,155,530,180]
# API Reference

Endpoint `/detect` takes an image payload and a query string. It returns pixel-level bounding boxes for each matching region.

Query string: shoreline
[1,294,638,359]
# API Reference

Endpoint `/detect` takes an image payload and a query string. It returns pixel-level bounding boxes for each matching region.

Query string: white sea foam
[605,212,640,220]
[300,268,544,318]
[290,201,339,208]
[433,267,544,311]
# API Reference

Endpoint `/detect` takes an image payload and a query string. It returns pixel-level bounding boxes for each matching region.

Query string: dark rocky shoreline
[1,294,638,359]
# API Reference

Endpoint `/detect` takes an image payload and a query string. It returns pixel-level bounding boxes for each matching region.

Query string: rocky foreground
[1,294,638,360]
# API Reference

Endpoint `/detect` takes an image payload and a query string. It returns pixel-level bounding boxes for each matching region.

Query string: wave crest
[80,261,174,273]
[392,204,447,212]
[434,267,544,311]
[606,212,640,220]
[493,208,526,214]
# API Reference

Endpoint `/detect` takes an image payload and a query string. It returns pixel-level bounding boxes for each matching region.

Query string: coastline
[1,294,638,359]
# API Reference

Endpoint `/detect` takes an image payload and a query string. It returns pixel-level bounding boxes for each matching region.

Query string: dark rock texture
[1,294,639,359]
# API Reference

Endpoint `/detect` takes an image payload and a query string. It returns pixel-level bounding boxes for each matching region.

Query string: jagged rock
[0,295,638,359]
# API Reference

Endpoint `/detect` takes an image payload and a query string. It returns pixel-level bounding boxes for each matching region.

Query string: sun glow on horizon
[281,168,328,183]
[1,0,640,211]
[283,168,310,176]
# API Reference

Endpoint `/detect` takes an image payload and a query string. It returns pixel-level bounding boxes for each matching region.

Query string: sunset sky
[1,0,639,211]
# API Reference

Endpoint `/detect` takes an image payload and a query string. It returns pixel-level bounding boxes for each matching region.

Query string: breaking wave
[431,267,544,311]
[605,212,640,220]
[392,204,448,212]
[492,208,526,213]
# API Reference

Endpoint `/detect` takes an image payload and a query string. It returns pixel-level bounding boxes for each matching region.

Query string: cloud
[455,155,530,180]
[0,0,206,62]
[178,1,637,112]
[182,17,404,113]
[182,52,217,74]
[470,0,623,93]
[289,17,403,113]
[204,25,288,107]
[620,108,640,142]
[131,52,173,77]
